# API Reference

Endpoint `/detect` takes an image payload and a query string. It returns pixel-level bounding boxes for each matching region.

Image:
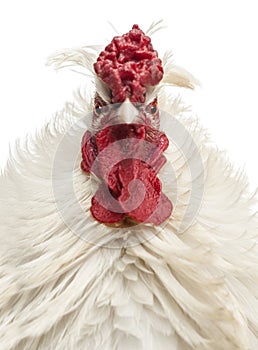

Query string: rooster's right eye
[94,103,102,116]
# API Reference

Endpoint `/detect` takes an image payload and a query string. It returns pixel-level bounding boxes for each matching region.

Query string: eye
[94,102,102,116]
[150,103,157,114]
[147,98,158,115]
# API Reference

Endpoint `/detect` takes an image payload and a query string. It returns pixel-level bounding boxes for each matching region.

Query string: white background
[0,0,257,190]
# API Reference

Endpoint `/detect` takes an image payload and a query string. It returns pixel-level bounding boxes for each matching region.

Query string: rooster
[0,23,258,350]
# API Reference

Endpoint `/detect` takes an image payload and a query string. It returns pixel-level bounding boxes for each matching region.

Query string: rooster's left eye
[149,99,158,114]
[150,105,157,114]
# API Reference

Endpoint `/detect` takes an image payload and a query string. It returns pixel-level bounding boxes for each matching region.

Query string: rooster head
[49,24,198,229]
[81,25,174,227]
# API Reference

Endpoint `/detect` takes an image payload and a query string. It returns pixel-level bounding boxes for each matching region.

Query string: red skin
[82,124,173,225]
[91,183,124,224]
[81,131,97,174]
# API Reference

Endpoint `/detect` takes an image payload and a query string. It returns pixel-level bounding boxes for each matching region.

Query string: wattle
[81,124,173,226]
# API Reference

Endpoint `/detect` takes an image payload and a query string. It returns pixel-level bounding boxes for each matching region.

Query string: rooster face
[91,94,160,132]
[84,90,171,227]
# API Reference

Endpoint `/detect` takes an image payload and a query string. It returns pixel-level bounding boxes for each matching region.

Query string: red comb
[94,24,164,103]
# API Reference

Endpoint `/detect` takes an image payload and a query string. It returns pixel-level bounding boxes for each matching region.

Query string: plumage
[0,23,258,350]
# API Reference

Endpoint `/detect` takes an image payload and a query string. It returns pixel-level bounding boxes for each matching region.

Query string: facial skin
[91,94,160,132]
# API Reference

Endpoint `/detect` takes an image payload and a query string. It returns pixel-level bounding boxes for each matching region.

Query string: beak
[117,98,140,124]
